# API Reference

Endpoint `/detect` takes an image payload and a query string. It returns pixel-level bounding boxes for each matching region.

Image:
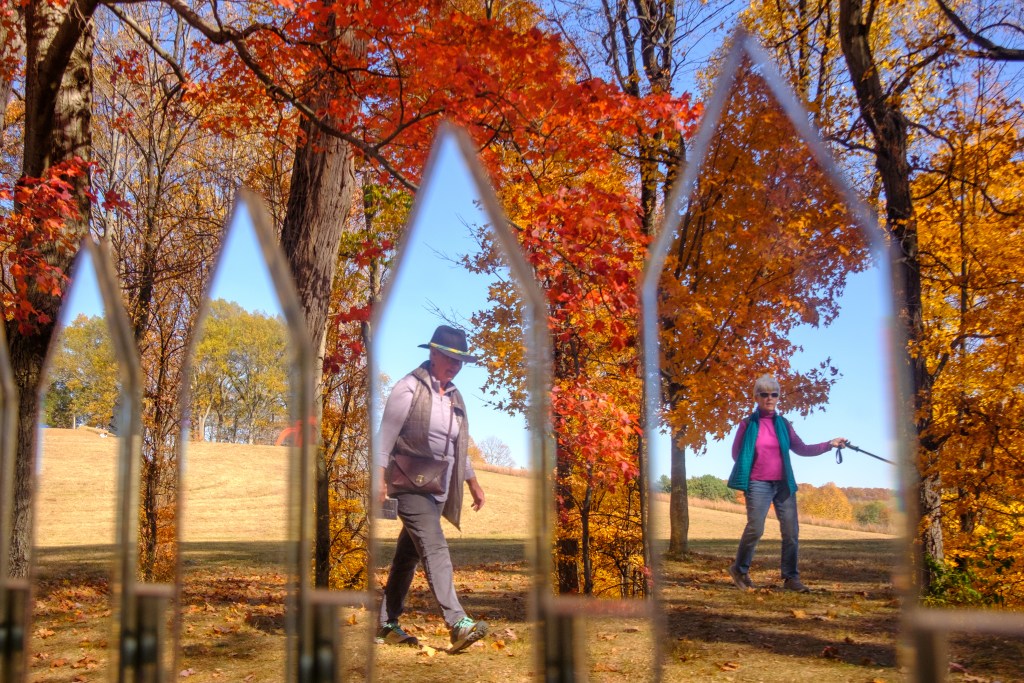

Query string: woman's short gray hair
[753,374,780,397]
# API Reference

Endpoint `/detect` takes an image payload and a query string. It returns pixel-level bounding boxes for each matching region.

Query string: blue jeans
[733,480,800,580]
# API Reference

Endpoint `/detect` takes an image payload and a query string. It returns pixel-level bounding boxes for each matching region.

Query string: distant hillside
[34,429,893,548]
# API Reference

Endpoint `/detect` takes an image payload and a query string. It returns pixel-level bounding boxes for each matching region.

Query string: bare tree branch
[105,3,188,91]
[935,0,1024,61]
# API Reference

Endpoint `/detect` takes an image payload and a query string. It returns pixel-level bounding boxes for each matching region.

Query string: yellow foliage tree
[657,56,868,557]
[915,76,1024,605]
[799,482,854,522]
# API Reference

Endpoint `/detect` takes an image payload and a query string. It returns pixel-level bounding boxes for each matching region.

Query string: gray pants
[379,493,466,629]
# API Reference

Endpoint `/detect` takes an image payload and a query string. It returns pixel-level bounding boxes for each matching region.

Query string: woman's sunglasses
[759,392,779,398]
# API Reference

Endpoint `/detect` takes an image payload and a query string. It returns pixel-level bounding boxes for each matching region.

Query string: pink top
[731,411,831,481]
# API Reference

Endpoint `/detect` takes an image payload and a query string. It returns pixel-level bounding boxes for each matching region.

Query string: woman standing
[726,374,846,592]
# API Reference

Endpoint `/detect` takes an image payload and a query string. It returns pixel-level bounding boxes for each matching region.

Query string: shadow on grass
[36,541,292,571]
[179,540,292,567]
[660,537,902,673]
[677,537,901,583]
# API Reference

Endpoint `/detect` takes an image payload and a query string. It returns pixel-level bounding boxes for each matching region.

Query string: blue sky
[62,131,897,491]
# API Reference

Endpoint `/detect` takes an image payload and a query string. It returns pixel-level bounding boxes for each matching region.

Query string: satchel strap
[442,401,455,459]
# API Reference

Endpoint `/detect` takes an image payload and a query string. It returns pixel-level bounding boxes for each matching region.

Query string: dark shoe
[727,564,755,590]
[783,577,811,593]
[449,616,488,654]
[376,621,419,647]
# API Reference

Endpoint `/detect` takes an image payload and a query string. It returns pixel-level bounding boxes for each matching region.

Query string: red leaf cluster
[1,159,92,333]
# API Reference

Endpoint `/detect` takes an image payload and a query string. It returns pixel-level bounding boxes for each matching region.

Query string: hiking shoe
[448,616,488,654]
[727,564,755,590]
[783,577,811,593]
[376,621,419,647]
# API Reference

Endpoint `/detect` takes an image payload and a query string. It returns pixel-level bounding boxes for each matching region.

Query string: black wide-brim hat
[418,325,479,364]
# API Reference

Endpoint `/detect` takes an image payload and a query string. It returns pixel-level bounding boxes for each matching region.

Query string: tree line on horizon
[1,0,1022,610]
[660,474,898,532]
[44,302,292,446]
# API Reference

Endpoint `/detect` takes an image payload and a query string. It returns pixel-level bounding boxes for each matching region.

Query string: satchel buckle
[414,475,425,486]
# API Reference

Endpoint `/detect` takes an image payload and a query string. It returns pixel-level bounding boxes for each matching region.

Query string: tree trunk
[555,441,580,593]
[140,458,159,581]
[635,383,651,591]
[580,481,593,595]
[194,403,210,441]
[7,0,97,579]
[837,0,943,585]
[666,430,689,558]
[279,99,357,588]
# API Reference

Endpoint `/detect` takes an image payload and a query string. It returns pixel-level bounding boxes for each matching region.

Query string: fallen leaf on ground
[718,661,741,671]
[346,612,358,626]
[179,669,194,677]
[491,640,506,650]
[419,645,438,657]
[790,609,807,619]
[820,646,839,659]
[72,655,98,670]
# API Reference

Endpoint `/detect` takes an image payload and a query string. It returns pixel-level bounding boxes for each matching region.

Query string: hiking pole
[834,441,896,466]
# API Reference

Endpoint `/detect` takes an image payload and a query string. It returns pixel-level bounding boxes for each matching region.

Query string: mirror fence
[1,32,1022,683]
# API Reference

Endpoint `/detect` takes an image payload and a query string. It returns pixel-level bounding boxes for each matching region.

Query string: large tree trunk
[6,0,97,578]
[279,101,357,588]
[837,0,943,585]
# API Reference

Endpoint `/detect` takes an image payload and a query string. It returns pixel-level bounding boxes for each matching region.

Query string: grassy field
[26,429,1023,682]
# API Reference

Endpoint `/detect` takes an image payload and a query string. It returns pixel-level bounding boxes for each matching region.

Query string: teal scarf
[727,409,797,494]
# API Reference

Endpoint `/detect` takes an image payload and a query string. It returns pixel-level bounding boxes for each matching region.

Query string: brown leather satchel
[387,454,448,496]
[386,397,456,497]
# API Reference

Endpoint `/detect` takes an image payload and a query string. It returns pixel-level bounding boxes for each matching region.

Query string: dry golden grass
[35,429,291,546]
[36,429,888,548]
[28,430,1021,683]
